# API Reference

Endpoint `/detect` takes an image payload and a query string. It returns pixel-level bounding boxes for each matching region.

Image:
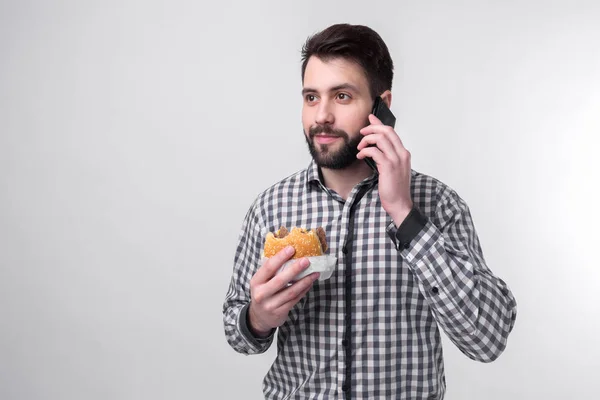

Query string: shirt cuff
[386,205,429,251]
[388,221,479,335]
[238,303,275,347]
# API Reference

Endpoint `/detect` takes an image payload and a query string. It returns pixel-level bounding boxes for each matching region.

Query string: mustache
[308,125,348,139]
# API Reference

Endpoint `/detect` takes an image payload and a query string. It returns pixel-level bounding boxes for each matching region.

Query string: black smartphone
[364,96,396,172]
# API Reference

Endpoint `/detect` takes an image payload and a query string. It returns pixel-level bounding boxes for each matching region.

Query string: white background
[1,0,599,399]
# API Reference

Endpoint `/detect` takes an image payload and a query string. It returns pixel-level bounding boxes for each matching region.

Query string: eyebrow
[301,83,361,96]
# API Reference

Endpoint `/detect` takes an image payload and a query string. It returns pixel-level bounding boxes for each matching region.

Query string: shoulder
[411,169,456,200]
[410,169,468,214]
[257,167,307,203]
[246,167,309,220]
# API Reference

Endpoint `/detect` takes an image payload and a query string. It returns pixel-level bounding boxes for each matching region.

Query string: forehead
[303,56,369,93]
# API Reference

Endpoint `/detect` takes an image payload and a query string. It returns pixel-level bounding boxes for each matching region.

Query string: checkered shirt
[223,160,517,399]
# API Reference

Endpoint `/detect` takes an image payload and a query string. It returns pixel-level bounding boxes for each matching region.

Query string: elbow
[468,302,518,363]
[462,325,513,363]
[468,345,506,363]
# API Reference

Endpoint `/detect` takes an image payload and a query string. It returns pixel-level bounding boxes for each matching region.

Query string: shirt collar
[306,159,322,187]
[305,159,379,190]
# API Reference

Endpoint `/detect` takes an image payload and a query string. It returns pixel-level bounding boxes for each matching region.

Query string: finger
[368,113,383,125]
[360,123,394,137]
[361,120,406,153]
[356,145,385,167]
[273,272,320,311]
[262,257,311,299]
[356,133,399,163]
[253,245,296,283]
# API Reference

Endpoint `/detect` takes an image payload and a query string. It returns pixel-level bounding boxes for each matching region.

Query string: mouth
[314,134,341,145]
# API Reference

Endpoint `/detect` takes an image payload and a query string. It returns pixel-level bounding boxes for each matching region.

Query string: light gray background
[1,0,599,399]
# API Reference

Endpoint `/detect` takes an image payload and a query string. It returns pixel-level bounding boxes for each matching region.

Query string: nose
[315,100,334,126]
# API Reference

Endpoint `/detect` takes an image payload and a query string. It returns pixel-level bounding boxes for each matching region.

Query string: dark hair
[301,23,394,99]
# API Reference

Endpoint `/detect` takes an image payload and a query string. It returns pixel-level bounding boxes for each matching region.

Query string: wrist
[389,202,413,228]
[248,303,272,338]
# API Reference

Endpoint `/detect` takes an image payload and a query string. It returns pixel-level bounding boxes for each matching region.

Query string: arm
[357,112,516,362]
[222,204,274,355]
[222,203,319,355]
[387,188,517,362]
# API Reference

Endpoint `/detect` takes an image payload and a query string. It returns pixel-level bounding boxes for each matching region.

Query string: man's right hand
[248,245,320,337]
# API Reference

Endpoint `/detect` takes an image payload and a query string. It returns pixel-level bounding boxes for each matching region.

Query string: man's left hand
[357,114,413,227]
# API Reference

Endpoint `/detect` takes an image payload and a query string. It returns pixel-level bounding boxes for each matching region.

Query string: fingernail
[300,258,310,268]
[286,246,295,255]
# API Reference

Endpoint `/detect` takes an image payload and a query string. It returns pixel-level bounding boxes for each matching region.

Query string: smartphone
[364,96,396,172]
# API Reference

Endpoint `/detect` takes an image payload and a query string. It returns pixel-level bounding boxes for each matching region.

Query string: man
[223,23,517,399]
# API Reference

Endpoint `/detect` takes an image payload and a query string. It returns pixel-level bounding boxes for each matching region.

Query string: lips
[314,135,341,144]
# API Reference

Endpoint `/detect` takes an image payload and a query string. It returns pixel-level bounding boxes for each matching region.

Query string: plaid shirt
[223,160,517,399]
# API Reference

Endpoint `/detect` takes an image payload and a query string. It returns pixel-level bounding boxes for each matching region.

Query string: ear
[379,90,392,108]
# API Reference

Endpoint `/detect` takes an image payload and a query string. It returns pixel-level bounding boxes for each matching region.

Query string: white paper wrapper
[262,255,338,282]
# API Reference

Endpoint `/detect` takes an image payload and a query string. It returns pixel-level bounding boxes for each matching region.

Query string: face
[302,56,373,170]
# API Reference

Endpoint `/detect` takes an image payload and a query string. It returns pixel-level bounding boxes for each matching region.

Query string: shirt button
[431,287,439,294]
[403,242,410,250]
[342,339,348,347]
[342,246,348,254]
[342,383,349,392]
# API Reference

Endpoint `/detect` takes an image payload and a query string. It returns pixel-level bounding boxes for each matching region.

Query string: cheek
[302,107,313,130]
[339,108,368,133]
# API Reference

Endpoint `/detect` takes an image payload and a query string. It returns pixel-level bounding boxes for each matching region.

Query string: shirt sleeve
[222,201,275,355]
[386,188,518,362]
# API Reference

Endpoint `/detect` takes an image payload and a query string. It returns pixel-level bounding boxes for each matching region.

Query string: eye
[305,94,317,103]
[336,93,351,101]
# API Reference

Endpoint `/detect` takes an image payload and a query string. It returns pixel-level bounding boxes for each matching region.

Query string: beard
[304,124,363,170]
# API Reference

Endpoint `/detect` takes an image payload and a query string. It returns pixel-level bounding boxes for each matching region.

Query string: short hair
[301,23,394,99]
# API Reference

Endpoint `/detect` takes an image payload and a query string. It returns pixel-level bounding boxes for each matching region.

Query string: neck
[319,160,374,200]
